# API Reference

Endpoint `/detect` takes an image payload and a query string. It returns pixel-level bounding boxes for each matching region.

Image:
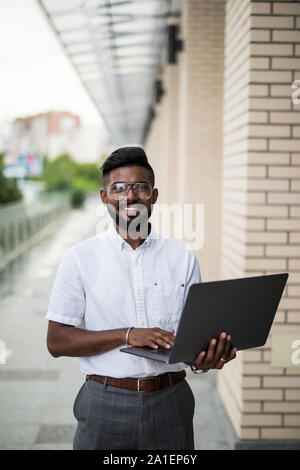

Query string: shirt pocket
[150,281,185,331]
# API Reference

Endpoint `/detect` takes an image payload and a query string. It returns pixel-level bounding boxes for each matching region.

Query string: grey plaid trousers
[73,375,195,450]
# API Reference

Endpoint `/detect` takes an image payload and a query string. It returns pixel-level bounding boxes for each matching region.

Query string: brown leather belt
[87,370,186,392]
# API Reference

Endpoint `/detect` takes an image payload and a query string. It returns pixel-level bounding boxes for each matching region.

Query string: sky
[0,0,104,128]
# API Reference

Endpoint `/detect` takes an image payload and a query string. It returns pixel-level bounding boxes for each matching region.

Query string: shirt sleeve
[45,248,86,327]
[183,250,202,306]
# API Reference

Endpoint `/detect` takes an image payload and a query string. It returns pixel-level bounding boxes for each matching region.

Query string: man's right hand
[47,321,175,358]
[128,327,175,350]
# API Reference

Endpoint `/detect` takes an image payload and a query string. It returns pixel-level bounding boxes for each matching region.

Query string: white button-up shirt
[46,223,201,378]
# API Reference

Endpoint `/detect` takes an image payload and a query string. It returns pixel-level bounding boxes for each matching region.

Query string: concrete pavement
[0,197,236,450]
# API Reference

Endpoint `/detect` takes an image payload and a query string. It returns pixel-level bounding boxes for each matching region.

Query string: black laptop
[120,273,288,364]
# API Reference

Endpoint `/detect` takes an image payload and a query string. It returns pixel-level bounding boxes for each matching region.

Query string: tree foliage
[0,153,23,204]
[42,154,103,192]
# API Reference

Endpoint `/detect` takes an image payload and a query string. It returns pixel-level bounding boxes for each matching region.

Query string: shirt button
[136,259,139,265]
[137,289,142,296]
[141,320,145,326]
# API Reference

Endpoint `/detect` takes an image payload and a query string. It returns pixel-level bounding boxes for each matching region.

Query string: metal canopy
[37,0,180,144]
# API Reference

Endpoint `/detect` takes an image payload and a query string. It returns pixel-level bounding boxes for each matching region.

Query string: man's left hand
[188,332,237,371]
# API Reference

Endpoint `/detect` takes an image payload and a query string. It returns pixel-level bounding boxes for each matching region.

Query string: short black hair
[100,146,155,188]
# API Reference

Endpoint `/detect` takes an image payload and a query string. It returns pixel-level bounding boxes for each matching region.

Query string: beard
[107,202,153,239]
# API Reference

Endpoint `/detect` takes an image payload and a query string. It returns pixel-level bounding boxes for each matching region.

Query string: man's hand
[188,331,237,371]
[128,327,175,350]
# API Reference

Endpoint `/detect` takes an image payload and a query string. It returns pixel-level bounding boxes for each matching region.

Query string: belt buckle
[137,378,143,392]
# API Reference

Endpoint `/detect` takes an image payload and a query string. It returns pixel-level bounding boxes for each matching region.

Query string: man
[45,146,236,450]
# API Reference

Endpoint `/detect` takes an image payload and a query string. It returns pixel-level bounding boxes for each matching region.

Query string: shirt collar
[107,221,158,251]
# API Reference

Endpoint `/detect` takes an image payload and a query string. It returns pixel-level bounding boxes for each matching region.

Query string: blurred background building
[8,111,107,162]
[12,111,81,160]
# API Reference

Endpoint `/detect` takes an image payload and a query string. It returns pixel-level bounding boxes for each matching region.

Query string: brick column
[218,0,300,445]
[146,96,169,204]
[146,1,225,274]
[145,66,177,205]
[177,0,225,281]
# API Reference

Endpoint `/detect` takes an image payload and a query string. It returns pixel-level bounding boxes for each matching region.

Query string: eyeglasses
[107,182,153,200]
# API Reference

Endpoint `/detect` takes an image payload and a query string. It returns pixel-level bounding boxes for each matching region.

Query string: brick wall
[218,0,300,441]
